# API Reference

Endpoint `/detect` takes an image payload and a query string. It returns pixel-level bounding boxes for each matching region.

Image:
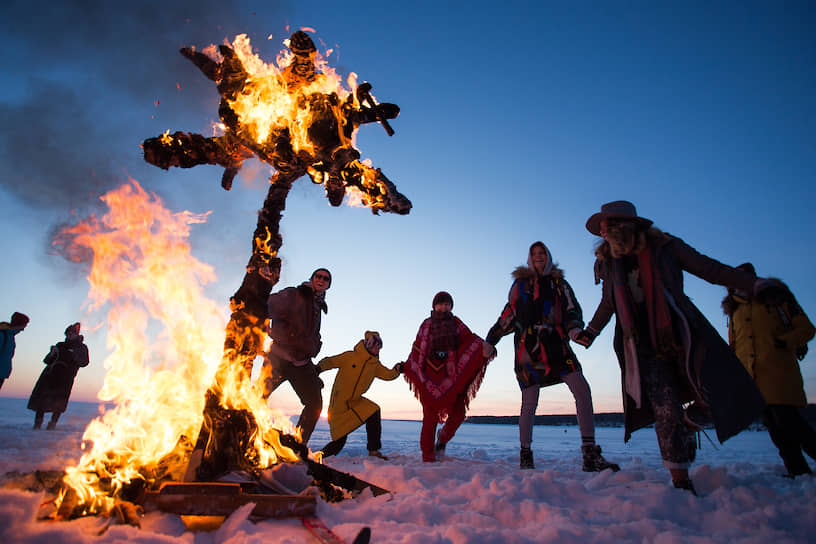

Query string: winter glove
[573,328,597,348]
[394,362,404,374]
[568,328,582,342]
[482,341,497,359]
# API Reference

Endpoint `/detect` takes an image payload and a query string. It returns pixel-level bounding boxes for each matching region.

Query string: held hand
[394,362,404,374]
[572,329,597,348]
[482,341,497,359]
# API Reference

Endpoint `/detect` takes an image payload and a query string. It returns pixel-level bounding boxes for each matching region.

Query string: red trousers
[421,392,468,462]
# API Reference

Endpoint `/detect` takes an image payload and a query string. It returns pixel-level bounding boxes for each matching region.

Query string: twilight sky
[1,0,814,419]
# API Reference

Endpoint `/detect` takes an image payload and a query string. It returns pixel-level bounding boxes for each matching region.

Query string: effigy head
[288,31,316,56]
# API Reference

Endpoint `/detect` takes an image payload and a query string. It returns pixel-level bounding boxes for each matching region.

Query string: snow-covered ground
[0,397,814,543]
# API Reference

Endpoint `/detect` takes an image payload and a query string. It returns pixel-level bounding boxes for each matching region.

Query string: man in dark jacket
[28,322,89,429]
[260,268,331,444]
[574,201,767,495]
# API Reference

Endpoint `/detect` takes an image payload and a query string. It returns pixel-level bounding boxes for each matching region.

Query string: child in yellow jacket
[317,331,402,459]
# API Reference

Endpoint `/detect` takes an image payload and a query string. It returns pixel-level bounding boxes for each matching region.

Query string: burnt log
[142,482,316,519]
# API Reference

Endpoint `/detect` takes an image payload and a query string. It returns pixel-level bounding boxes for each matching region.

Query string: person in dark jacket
[574,201,767,494]
[0,312,29,391]
[260,268,331,445]
[723,262,816,477]
[486,242,619,471]
[27,322,89,429]
[317,331,402,459]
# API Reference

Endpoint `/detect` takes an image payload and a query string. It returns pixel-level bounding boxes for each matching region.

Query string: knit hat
[432,291,453,309]
[10,312,29,329]
[311,268,332,288]
[586,200,653,236]
[65,322,81,337]
[737,262,757,277]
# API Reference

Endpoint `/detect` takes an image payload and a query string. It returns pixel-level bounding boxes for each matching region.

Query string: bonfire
[24,28,409,528]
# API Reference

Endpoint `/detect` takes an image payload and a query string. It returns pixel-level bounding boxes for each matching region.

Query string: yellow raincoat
[317,331,401,440]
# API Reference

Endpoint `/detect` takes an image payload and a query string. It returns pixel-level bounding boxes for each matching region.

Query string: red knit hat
[432,291,453,309]
[10,312,29,328]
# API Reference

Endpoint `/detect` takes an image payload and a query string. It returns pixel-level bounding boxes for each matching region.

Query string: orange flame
[54,179,297,515]
[225,33,361,156]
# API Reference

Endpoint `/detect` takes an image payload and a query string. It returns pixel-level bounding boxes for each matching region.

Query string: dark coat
[267,283,326,361]
[27,335,89,413]
[486,266,584,389]
[587,230,765,443]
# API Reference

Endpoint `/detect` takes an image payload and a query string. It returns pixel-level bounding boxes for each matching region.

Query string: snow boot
[434,429,447,460]
[672,478,698,496]
[581,444,620,472]
[520,446,534,470]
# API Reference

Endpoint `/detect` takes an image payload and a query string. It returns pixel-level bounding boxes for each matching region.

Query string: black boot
[434,430,447,460]
[581,444,620,472]
[672,478,698,496]
[33,412,44,430]
[520,446,534,470]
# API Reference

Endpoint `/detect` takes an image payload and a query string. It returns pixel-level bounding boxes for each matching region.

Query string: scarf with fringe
[403,315,490,423]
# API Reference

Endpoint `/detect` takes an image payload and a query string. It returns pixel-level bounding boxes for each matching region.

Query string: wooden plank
[142,482,316,519]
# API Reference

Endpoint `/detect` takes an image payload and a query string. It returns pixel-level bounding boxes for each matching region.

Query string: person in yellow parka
[723,263,816,477]
[316,331,402,459]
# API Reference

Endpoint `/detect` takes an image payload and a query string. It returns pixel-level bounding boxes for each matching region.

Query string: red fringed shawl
[403,315,489,423]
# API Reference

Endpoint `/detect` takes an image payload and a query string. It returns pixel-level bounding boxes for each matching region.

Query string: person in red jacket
[403,292,495,462]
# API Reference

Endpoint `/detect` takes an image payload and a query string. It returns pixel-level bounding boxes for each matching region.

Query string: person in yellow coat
[317,331,402,459]
[723,262,816,477]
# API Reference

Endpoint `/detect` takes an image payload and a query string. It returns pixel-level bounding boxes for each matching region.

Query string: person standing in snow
[316,331,402,459]
[0,312,29,391]
[722,262,816,477]
[27,322,89,429]
[261,268,331,445]
[486,241,619,472]
[574,200,767,494]
[404,292,495,462]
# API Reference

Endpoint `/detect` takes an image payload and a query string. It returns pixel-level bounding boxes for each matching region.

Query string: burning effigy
[26,28,409,528]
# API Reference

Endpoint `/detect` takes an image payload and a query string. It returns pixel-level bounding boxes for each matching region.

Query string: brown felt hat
[586,200,653,236]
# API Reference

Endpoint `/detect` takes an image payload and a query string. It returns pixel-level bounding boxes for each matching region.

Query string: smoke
[0,0,289,210]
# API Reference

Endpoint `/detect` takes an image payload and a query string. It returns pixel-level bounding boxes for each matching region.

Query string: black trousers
[262,353,323,444]
[763,404,816,476]
[322,410,383,457]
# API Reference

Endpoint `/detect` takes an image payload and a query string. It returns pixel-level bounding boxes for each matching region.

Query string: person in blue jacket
[0,312,29,391]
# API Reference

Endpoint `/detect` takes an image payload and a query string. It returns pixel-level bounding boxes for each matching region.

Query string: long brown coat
[587,230,765,443]
[724,287,814,406]
[317,331,400,440]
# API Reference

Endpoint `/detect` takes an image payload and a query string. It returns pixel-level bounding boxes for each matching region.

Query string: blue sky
[1,1,814,419]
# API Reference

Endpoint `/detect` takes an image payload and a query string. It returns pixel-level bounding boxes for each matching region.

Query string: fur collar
[512,265,564,282]
[722,278,790,315]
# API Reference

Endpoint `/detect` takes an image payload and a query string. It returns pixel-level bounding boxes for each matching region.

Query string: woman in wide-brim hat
[573,200,767,495]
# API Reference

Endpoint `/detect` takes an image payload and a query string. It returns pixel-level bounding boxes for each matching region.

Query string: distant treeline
[465,404,816,428]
